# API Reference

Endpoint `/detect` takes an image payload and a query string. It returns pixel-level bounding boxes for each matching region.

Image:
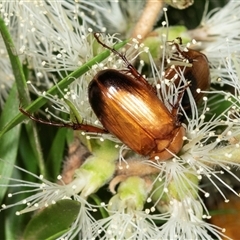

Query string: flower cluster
[1,1,240,239]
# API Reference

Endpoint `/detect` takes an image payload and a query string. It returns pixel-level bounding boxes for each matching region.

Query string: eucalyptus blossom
[1,1,240,240]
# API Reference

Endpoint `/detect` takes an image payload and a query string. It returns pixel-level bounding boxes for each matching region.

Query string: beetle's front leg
[94,33,152,89]
[169,82,191,119]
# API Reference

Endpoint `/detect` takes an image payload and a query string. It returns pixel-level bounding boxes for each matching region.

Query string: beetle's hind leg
[19,107,108,134]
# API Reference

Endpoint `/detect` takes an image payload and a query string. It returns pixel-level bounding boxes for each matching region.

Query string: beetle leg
[19,107,108,134]
[167,37,182,47]
[175,37,182,45]
[173,42,194,64]
[167,37,194,64]
[94,33,152,88]
[170,82,191,118]
[94,33,130,66]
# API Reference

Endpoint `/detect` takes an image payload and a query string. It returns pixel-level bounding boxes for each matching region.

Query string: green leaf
[18,126,39,181]
[90,194,108,218]
[24,122,46,175]
[46,128,69,178]
[0,17,47,175]
[206,93,232,121]
[0,83,21,201]
[23,199,81,240]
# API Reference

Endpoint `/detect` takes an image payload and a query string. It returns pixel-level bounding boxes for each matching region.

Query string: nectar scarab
[87,33,186,161]
[20,33,188,161]
[165,39,210,110]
